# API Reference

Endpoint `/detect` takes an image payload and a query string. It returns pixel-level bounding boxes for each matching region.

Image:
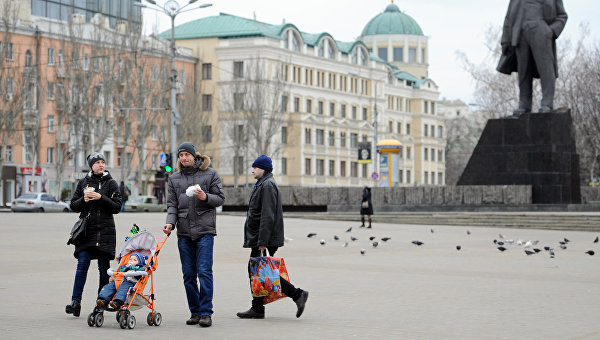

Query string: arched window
[25,50,32,67]
[327,41,335,59]
[291,32,300,52]
[283,29,302,52]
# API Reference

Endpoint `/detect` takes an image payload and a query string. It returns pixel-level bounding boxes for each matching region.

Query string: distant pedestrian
[119,181,129,212]
[66,152,121,317]
[237,154,309,319]
[360,186,373,228]
[162,142,225,328]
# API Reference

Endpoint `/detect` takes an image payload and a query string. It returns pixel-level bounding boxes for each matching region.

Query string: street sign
[160,153,168,166]
[72,172,87,179]
[371,172,379,181]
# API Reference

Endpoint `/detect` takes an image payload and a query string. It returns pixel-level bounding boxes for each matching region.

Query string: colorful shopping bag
[248,254,290,304]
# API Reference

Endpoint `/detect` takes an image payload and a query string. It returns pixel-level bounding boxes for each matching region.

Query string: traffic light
[164,154,173,173]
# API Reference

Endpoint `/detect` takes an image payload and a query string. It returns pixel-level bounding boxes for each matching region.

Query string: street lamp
[349,69,402,178]
[136,0,213,169]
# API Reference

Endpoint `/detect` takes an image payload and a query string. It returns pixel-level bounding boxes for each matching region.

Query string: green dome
[361,4,423,37]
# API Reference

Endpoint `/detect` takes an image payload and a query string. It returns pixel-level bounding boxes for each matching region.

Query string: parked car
[11,193,71,212]
[124,196,166,212]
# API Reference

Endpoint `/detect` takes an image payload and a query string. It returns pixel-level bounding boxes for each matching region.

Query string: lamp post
[137,0,212,166]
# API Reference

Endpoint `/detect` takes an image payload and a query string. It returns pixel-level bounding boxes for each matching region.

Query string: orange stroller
[87,229,169,329]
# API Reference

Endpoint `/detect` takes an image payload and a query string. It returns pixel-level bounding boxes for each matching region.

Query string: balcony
[116,136,126,148]
[22,110,38,127]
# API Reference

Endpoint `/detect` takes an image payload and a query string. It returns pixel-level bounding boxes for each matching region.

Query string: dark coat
[360,187,373,215]
[166,153,225,241]
[243,172,284,248]
[498,0,567,76]
[70,171,121,259]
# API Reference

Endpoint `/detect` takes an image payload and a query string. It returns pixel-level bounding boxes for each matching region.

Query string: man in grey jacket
[163,142,225,327]
[236,154,308,319]
[499,0,567,115]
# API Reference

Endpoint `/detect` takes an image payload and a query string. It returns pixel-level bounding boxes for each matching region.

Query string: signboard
[160,153,168,166]
[371,172,379,181]
[379,155,389,187]
[72,172,87,180]
[20,167,42,175]
[358,142,372,164]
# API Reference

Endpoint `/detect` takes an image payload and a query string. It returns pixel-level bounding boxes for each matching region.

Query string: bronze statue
[497,0,567,115]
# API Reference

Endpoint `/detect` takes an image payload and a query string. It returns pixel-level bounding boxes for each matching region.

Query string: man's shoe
[236,308,265,319]
[295,291,309,318]
[539,106,553,113]
[512,108,530,117]
[198,315,212,327]
[65,300,81,317]
[186,315,201,325]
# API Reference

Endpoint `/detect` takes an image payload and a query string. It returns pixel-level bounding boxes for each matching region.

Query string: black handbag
[67,212,90,245]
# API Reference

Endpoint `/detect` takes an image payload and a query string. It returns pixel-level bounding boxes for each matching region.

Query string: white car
[11,193,71,212]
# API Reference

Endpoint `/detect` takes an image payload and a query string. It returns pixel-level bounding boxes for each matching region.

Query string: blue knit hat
[252,154,273,172]
[130,253,146,266]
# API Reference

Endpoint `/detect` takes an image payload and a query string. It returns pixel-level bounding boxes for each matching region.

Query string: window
[6,77,13,95]
[47,115,55,133]
[305,128,311,144]
[389,121,393,133]
[151,125,158,141]
[399,170,404,183]
[362,164,368,178]
[393,47,403,61]
[48,48,55,66]
[352,106,357,119]
[378,47,387,61]
[5,145,13,162]
[409,48,417,62]
[362,134,368,142]
[340,161,346,177]
[362,107,368,120]
[47,82,55,100]
[47,147,54,164]
[341,104,346,118]
[234,93,244,110]
[93,56,101,72]
[329,102,335,116]
[350,162,358,177]
[179,70,186,85]
[152,65,158,81]
[82,54,89,70]
[281,157,287,175]
[281,95,288,112]
[202,63,212,80]
[350,133,358,148]
[235,156,244,175]
[424,172,428,185]
[438,172,443,185]
[407,146,411,160]
[438,149,443,162]
[437,125,443,138]
[430,125,435,138]
[316,129,324,145]
[329,160,335,176]
[316,159,324,176]
[328,131,335,146]
[202,126,212,143]
[407,170,411,183]
[340,132,346,147]
[397,122,402,134]
[306,99,312,113]
[5,42,13,60]
[233,61,244,78]
[104,151,111,167]
[202,94,212,111]
[305,158,311,175]
[424,148,428,161]
[424,124,428,137]
[151,154,158,170]
[318,101,324,115]
[406,123,411,135]
[25,50,33,67]
[281,126,288,144]
[293,97,300,112]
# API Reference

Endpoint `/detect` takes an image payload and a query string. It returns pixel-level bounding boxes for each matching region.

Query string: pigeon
[307,233,317,238]
[493,239,497,244]
[381,237,391,242]
[559,244,567,250]
[543,246,550,251]
[533,248,541,253]
[333,235,339,241]
[342,241,348,247]
[345,227,352,232]
[466,230,471,235]
[497,246,507,252]
[549,248,555,258]
[430,228,434,233]
[360,249,366,255]
[319,239,326,245]
[369,236,376,241]
[411,240,424,246]
[559,241,566,245]
[524,250,535,256]
[350,236,357,241]
[585,250,595,256]
[594,236,599,243]
[456,245,461,251]
[284,236,294,242]
[517,240,524,246]
[499,233,504,239]
[524,241,532,248]
[372,241,379,248]
[497,241,505,246]
[506,239,514,244]
[532,240,540,245]
[564,238,570,243]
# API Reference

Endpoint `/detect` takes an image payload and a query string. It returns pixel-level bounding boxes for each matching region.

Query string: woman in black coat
[360,186,373,228]
[65,153,121,317]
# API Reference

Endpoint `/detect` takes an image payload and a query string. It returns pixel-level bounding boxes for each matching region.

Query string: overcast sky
[141,0,600,104]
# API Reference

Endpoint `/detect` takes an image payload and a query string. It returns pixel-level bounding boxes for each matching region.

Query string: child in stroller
[87,229,169,329]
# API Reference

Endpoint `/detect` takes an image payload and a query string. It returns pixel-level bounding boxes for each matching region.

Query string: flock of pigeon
[302,226,599,257]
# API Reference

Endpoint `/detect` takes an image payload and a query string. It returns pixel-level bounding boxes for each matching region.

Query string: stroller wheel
[94,313,104,327]
[147,312,153,326]
[87,313,95,327]
[127,314,136,329]
[119,311,129,329]
[153,313,162,326]
[116,311,122,323]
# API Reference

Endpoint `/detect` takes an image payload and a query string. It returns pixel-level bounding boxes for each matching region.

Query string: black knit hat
[87,152,105,169]
[178,142,196,157]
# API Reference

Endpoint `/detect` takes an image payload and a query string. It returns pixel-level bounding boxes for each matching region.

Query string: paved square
[1,212,599,339]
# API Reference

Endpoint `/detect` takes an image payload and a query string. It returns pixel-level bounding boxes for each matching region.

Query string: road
[1,212,599,339]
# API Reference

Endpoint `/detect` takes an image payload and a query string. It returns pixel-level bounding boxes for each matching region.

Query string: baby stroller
[87,229,169,329]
